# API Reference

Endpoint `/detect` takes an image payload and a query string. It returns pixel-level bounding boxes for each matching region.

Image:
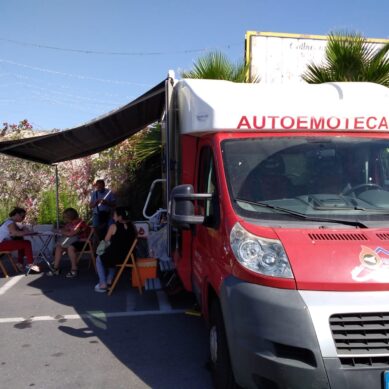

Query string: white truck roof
[176,79,389,135]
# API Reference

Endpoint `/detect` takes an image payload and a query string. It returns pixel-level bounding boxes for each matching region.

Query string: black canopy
[0,80,166,164]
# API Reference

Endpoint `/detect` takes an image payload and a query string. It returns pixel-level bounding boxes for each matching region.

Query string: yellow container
[132,258,157,287]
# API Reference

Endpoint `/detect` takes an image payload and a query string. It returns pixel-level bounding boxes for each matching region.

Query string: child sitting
[47,208,89,278]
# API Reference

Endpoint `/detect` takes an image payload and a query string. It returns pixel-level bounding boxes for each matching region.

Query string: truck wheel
[209,299,238,389]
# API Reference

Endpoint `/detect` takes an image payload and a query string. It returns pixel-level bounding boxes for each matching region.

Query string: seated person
[48,208,89,278]
[94,207,137,293]
[0,207,39,272]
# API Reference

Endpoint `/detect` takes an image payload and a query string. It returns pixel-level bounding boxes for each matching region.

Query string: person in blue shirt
[89,179,116,240]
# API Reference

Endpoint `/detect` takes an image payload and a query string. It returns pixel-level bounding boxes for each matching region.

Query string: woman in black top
[95,207,137,292]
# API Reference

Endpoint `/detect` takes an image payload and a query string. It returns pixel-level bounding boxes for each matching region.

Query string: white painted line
[0,309,186,324]
[0,317,25,323]
[0,275,25,296]
[156,290,173,311]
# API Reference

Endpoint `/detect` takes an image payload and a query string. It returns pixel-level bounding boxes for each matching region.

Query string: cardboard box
[132,258,157,287]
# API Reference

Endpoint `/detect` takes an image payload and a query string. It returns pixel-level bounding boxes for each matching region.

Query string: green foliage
[37,191,57,224]
[302,31,389,85]
[103,125,163,219]
[132,124,162,165]
[117,154,163,220]
[37,190,79,224]
[181,51,259,82]
[0,203,11,222]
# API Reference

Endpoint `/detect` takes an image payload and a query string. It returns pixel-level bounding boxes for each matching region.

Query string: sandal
[26,264,41,273]
[94,283,107,293]
[65,270,78,278]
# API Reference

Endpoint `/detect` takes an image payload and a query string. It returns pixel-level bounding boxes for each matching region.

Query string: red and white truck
[146,73,389,388]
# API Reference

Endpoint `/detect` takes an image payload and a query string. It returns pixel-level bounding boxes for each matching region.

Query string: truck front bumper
[220,276,388,389]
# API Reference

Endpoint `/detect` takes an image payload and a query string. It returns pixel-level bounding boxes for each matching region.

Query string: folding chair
[0,251,20,277]
[108,239,142,296]
[76,228,97,272]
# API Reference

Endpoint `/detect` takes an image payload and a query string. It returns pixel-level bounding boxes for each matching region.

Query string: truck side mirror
[170,184,212,227]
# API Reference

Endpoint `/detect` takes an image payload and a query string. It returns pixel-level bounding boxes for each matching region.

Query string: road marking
[156,290,173,311]
[0,275,25,296]
[0,309,186,324]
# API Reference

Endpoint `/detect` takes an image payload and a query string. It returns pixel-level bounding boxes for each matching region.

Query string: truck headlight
[230,222,293,278]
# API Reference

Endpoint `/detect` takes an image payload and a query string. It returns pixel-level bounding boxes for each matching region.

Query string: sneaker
[94,283,107,293]
[46,267,60,276]
[65,270,78,278]
[25,264,41,273]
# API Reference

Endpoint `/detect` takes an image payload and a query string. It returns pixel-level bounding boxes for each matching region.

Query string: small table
[25,231,58,275]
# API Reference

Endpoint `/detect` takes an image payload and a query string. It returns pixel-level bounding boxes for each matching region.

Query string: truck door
[191,144,222,304]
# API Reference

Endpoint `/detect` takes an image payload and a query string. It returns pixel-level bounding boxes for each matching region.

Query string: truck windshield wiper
[235,198,368,228]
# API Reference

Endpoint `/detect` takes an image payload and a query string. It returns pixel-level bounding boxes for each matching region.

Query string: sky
[0,0,388,131]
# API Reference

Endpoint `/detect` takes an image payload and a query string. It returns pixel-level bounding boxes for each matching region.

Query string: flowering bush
[1,119,33,136]
[58,157,94,217]
[0,120,54,222]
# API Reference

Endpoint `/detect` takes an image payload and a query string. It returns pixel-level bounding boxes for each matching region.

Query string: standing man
[90,179,116,240]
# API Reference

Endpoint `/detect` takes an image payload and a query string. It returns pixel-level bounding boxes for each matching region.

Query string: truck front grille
[330,312,389,367]
[308,232,368,241]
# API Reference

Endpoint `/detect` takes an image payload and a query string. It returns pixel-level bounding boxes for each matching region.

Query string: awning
[0,80,166,164]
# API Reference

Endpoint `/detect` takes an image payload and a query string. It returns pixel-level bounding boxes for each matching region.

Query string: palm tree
[132,123,162,165]
[302,31,389,85]
[181,51,259,82]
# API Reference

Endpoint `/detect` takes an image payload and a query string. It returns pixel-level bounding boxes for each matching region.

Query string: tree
[181,51,259,82]
[302,31,389,85]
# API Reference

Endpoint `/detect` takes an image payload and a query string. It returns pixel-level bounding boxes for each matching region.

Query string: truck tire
[209,299,239,389]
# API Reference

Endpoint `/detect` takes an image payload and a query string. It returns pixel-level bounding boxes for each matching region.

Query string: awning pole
[55,165,60,229]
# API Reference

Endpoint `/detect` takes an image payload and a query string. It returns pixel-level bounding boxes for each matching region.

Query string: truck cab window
[379,148,389,190]
[198,147,219,228]
[222,137,389,224]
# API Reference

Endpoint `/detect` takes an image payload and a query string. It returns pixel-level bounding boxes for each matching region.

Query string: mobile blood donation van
[150,74,389,388]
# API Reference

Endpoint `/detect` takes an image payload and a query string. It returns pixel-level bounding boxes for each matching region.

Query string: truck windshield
[221,136,389,223]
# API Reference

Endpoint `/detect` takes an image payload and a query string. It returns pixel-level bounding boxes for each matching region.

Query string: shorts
[71,241,85,251]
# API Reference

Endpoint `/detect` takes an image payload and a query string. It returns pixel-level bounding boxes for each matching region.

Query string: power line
[0,58,153,86]
[11,81,126,106]
[0,92,100,118]
[11,73,134,100]
[0,37,239,56]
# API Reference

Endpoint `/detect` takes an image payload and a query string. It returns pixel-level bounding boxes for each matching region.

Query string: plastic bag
[96,240,111,256]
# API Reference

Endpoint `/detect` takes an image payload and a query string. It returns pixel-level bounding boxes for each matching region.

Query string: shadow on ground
[3,258,211,389]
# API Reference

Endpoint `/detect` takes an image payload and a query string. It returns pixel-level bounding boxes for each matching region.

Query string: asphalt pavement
[0,259,213,389]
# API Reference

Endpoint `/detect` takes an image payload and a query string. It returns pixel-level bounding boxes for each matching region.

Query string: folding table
[25,231,58,275]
